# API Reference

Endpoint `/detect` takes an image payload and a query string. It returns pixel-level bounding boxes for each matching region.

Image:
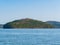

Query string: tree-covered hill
[3,18,54,28]
[46,21,60,28]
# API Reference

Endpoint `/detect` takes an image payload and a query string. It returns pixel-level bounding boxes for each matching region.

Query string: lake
[0,29,60,45]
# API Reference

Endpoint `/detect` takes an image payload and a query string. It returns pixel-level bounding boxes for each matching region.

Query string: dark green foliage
[3,23,13,28]
[3,18,54,28]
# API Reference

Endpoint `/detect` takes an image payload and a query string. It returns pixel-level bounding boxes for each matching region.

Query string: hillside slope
[46,21,60,28]
[3,18,54,28]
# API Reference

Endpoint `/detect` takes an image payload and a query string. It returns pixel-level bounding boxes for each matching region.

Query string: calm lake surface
[0,29,60,45]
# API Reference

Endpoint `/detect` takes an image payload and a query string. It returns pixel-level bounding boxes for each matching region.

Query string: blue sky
[0,0,60,24]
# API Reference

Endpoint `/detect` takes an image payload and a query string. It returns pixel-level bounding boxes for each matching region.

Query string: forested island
[0,18,60,28]
[3,18,54,28]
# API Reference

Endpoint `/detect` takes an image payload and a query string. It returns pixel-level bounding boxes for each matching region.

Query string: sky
[0,0,60,24]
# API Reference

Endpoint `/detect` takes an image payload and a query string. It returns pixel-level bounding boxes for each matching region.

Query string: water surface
[0,29,60,45]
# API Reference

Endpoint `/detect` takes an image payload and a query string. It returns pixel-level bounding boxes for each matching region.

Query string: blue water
[0,29,60,45]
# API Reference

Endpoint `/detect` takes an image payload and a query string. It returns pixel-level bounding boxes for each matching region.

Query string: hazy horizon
[0,0,60,24]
